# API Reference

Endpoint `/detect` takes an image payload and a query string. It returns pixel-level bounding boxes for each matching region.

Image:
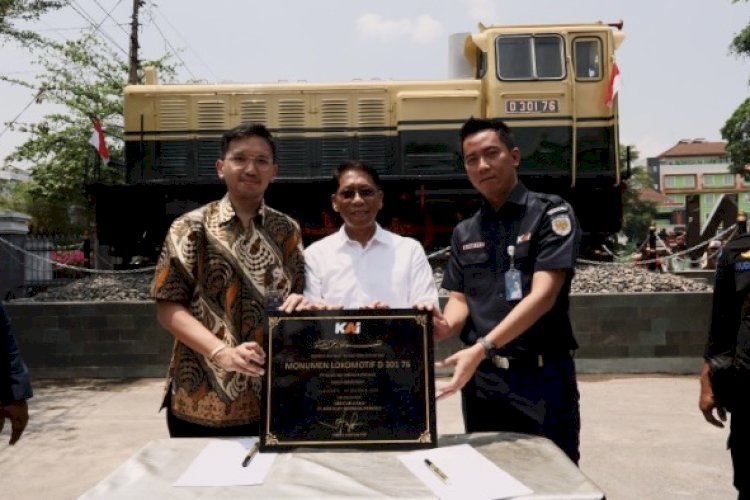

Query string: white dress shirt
[304,224,439,308]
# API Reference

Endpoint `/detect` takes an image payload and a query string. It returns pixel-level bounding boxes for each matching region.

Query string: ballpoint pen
[241,442,260,467]
[424,458,450,484]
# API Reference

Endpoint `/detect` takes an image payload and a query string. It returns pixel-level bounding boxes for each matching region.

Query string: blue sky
[1,0,749,166]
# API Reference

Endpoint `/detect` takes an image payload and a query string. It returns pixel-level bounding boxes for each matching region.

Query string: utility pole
[128,0,141,84]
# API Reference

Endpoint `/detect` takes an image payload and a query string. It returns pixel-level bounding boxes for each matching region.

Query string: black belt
[487,351,572,370]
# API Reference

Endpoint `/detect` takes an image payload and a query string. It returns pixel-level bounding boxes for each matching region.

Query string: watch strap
[476,336,495,358]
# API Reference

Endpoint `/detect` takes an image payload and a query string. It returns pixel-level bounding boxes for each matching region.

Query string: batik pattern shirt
[152,195,304,427]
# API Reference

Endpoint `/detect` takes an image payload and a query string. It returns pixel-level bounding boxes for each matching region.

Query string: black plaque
[261,309,436,451]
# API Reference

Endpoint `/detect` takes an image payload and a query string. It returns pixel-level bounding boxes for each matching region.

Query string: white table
[79,432,605,499]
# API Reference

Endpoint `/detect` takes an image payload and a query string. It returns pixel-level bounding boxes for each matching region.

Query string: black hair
[459,117,517,154]
[331,160,382,194]
[219,123,277,161]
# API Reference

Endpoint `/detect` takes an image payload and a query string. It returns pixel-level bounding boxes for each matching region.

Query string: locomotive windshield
[496,34,565,80]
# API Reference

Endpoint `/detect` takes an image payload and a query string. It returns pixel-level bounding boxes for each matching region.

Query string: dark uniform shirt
[442,182,581,356]
[705,232,750,370]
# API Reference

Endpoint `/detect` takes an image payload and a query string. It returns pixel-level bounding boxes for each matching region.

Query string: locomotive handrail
[566,44,579,190]
[498,91,566,97]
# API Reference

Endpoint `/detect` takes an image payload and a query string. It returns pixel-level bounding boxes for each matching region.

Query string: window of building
[496,35,565,80]
[664,174,695,188]
[703,193,717,206]
[667,194,685,204]
[574,38,601,80]
[703,173,735,187]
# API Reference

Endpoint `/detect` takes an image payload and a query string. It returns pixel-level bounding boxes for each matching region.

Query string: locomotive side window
[496,35,565,81]
[574,38,601,80]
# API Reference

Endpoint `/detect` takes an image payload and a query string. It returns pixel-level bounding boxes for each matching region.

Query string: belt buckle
[492,355,510,370]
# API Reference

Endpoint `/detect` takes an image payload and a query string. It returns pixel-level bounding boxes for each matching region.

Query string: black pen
[424,458,449,484]
[241,442,260,467]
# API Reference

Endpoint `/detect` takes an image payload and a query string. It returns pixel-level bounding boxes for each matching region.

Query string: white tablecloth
[79,432,604,499]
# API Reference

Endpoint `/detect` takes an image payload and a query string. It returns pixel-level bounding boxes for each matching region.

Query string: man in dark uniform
[699,229,750,499]
[433,117,581,463]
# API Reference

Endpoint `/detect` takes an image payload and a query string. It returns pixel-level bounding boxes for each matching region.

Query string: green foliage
[621,165,658,245]
[730,24,750,56]
[724,1,750,179]
[0,178,32,212]
[721,96,750,176]
[1,20,175,233]
[0,0,68,47]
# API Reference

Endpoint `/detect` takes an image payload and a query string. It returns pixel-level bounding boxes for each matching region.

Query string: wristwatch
[475,336,495,359]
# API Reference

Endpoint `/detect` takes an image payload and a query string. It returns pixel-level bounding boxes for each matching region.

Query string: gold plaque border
[262,310,435,448]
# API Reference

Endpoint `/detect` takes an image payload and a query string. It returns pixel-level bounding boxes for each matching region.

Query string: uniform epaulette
[725,232,750,250]
[534,191,565,206]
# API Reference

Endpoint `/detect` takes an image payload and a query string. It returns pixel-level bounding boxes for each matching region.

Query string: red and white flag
[605,62,622,108]
[89,118,110,164]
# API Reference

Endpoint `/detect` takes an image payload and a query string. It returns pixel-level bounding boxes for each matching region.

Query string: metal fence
[22,234,88,292]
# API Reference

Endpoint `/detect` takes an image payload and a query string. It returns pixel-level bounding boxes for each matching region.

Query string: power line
[0,89,45,140]
[142,5,196,80]
[146,1,213,80]
[68,0,129,56]
[90,0,129,37]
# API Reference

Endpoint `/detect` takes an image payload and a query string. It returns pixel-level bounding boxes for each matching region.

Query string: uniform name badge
[505,269,523,301]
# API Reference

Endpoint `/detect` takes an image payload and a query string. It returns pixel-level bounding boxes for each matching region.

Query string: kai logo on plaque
[261,309,436,451]
[334,321,362,335]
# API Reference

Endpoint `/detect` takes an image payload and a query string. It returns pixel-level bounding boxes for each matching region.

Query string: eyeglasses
[226,155,274,169]
[337,187,378,199]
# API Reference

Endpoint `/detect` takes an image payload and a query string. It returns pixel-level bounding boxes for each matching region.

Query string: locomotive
[90,20,628,264]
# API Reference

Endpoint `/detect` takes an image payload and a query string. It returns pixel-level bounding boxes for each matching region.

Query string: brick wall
[5,293,712,378]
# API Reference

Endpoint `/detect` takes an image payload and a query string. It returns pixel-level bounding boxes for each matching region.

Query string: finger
[718,406,727,422]
[240,342,266,359]
[702,410,724,428]
[238,348,266,367]
[233,353,266,375]
[435,357,457,369]
[436,385,457,400]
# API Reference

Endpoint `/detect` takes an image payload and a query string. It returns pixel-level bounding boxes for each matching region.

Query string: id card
[505,269,523,301]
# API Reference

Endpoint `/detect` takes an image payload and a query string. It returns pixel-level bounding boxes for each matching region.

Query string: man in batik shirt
[152,124,304,436]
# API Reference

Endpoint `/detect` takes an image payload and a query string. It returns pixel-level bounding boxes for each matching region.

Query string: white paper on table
[398,443,533,500]
[173,437,276,487]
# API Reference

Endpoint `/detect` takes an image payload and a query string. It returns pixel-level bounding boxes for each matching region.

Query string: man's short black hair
[219,123,277,161]
[331,160,382,194]
[460,117,517,153]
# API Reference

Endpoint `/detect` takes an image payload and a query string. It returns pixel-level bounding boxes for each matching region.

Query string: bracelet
[209,344,227,362]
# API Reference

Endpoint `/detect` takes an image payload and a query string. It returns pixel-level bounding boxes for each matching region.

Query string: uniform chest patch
[462,241,485,251]
[736,261,750,272]
[551,215,572,236]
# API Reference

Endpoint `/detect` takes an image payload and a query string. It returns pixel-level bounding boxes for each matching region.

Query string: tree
[1,23,174,233]
[0,0,68,46]
[722,0,750,177]
[617,144,658,246]
[621,166,658,246]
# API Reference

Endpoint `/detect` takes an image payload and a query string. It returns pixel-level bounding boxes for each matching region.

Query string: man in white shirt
[286,160,438,309]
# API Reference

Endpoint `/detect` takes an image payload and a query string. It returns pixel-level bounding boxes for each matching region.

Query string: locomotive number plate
[505,99,560,113]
